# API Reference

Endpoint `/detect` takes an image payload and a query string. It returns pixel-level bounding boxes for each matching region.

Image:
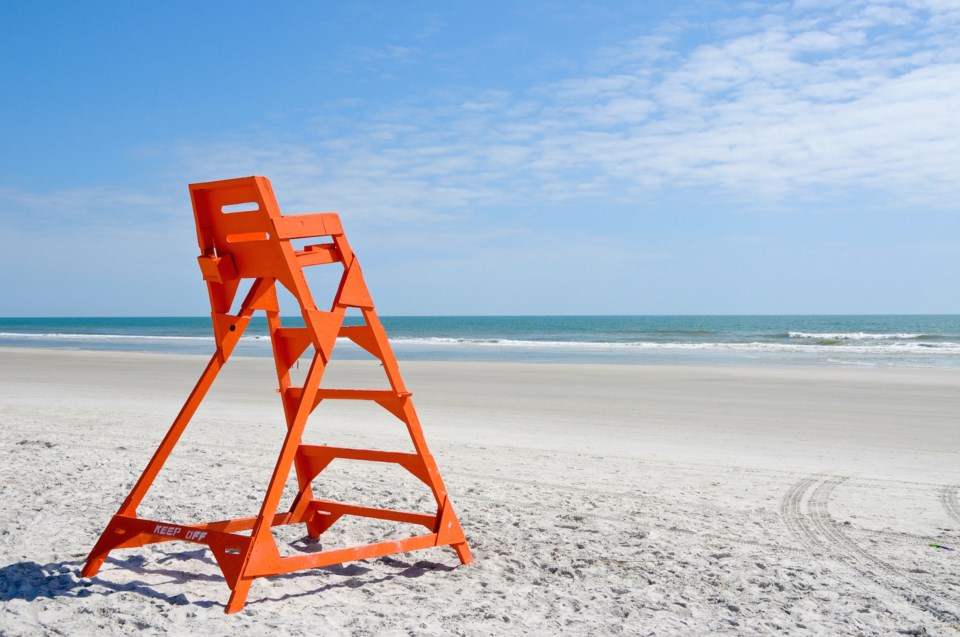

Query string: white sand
[1,346,958,635]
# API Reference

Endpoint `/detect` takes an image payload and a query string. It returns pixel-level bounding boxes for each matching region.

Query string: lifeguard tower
[82,176,472,613]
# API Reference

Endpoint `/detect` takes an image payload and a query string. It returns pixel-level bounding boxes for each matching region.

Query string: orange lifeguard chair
[82,176,472,613]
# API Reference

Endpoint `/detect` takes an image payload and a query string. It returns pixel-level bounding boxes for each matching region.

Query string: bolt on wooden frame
[82,176,472,613]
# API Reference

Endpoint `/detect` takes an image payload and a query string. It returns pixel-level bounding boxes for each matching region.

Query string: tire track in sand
[780,475,958,623]
[779,476,825,553]
[939,484,960,526]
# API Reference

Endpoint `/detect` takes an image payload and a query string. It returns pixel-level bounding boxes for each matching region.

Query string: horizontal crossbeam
[101,512,304,550]
[309,499,437,529]
[252,533,440,577]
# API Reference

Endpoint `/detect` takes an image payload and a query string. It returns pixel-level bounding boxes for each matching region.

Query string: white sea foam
[390,337,960,355]
[3,332,960,357]
[0,332,214,341]
[0,332,272,342]
[787,331,925,340]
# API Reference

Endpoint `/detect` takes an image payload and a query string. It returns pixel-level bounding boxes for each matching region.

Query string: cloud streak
[148,0,960,223]
[4,0,958,228]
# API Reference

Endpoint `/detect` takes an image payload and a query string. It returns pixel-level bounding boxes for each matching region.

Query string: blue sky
[2,1,958,316]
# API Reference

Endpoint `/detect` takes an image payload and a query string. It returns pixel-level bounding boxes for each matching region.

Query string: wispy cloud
[4,0,958,229]
[156,0,960,221]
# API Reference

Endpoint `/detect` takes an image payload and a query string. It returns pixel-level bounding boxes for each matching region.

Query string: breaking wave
[389,337,960,355]
[787,332,927,340]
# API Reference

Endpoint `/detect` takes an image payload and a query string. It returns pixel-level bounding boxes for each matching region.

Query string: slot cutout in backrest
[226,232,271,243]
[222,202,261,214]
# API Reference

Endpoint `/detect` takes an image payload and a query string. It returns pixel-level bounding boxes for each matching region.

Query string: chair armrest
[273,213,343,240]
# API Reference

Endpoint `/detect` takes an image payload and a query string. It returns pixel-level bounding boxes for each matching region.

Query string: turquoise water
[1,315,959,367]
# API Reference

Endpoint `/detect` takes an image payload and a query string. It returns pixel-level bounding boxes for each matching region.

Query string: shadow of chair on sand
[0,542,456,611]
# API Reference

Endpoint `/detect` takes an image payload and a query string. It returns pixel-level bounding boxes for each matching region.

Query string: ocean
[1,315,959,368]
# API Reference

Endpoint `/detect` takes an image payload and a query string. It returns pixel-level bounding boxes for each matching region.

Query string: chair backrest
[190,176,291,284]
[189,176,349,315]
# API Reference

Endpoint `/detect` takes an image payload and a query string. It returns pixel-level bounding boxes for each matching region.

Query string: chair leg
[225,577,253,614]
[452,541,473,565]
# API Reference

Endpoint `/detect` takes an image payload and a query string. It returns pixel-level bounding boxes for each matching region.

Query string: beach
[1,346,958,635]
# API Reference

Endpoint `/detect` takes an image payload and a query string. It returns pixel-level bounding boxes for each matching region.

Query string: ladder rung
[299,444,419,465]
[296,444,431,485]
[284,387,411,402]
